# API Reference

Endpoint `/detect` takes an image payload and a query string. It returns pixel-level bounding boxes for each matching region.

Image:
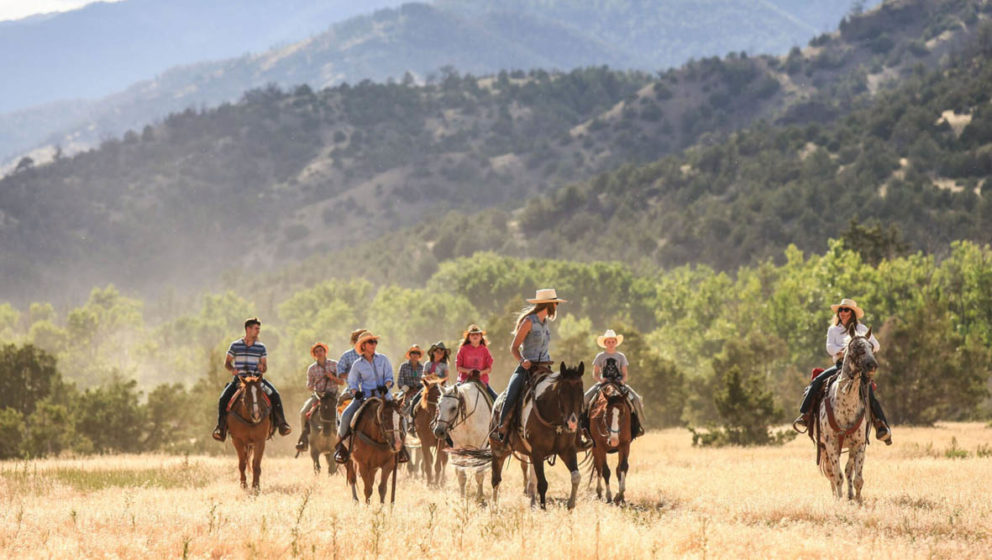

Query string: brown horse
[413,378,447,486]
[588,382,633,504]
[453,362,585,509]
[344,397,406,504]
[225,375,272,491]
[304,391,339,476]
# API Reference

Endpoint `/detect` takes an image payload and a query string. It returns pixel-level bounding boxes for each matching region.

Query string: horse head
[433,384,462,439]
[377,399,406,453]
[236,375,269,424]
[592,383,629,448]
[316,391,336,425]
[842,328,877,388]
[555,361,585,433]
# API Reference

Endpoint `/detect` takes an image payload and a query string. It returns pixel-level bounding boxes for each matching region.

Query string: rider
[456,324,498,401]
[334,328,368,392]
[409,341,450,414]
[212,317,291,442]
[397,344,424,424]
[792,298,892,444]
[333,332,408,463]
[494,288,566,444]
[582,329,646,440]
[295,342,343,452]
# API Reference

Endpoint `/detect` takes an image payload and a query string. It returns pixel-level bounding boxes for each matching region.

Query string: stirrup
[295,438,308,452]
[212,426,226,442]
[278,423,292,436]
[333,443,350,464]
[875,424,892,445]
[792,414,808,434]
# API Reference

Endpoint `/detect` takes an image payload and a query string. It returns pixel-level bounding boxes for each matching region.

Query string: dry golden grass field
[2,423,991,560]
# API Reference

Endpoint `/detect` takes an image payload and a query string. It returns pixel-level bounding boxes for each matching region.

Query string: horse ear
[865,327,872,340]
[559,361,567,375]
[577,361,585,376]
[422,377,430,387]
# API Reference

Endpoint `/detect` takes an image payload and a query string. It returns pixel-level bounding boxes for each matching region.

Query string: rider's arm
[510,318,532,367]
[455,347,471,376]
[225,353,237,374]
[258,356,267,374]
[620,365,629,385]
[480,347,493,377]
[306,364,317,391]
[825,325,846,361]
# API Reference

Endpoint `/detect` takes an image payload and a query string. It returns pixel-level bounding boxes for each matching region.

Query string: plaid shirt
[306,360,338,394]
[397,361,424,390]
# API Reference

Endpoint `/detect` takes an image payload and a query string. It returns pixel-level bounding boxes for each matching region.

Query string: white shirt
[826,323,880,360]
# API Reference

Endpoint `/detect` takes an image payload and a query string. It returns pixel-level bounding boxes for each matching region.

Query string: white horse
[433,380,493,501]
[816,330,877,501]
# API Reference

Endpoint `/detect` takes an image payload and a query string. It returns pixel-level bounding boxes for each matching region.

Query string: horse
[303,391,339,475]
[397,385,423,477]
[433,375,496,501]
[225,375,272,491]
[812,329,877,501]
[587,382,633,504]
[452,362,585,510]
[412,378,447,486]
[344,397,406,504]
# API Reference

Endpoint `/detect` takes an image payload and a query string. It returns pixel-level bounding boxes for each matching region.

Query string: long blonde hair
[513,302,558,334]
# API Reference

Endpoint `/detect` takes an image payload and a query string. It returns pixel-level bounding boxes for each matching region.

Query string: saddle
[514,365,556,441]
[350,397,384,431]
[464,379,495,409]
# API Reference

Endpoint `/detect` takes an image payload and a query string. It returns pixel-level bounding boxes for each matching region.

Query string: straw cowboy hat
[463,324,486,337]
[310,342,329,357]
[405,344,423,360]
[526,288,567,304]
[596,329,624,348]
[354,331,381,353]
[830,298,864,319]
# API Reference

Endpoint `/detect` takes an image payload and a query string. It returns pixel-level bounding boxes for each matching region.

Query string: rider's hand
[521,359,532,369]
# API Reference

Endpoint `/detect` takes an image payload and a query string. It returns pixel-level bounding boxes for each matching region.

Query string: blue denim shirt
[520,314,551,362]
[347,353,394,400]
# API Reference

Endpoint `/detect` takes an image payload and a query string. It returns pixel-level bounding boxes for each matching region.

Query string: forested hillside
[3,0,985,304]
[0,0,878,164]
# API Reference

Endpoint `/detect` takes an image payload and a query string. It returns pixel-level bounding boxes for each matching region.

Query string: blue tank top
[520,314,551,362]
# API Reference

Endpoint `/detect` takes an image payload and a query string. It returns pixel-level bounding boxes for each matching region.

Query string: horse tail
[446,448,492,469]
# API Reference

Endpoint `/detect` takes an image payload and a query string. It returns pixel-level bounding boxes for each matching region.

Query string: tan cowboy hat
[427,341,450,359]
[310,342,329,357]
[526,288,567,304]
[596,329,624,348]
[463,324,486,337]
[830,298,864,319]
[405,344,423,360]
[354,331,381,353]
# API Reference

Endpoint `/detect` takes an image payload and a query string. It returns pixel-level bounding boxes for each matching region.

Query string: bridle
[433,384,485,433]
[530,376,582,434]
[594,395,628,441]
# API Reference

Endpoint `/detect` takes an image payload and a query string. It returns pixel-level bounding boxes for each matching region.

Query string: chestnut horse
[413,378,447,486]
[345,397,406,504]
[588,382,632,504]
[452,362,585,510]
[225,375,272,491]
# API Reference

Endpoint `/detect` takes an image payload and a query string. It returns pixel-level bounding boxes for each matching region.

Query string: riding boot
[869,386,892,445]
[577,413,593,450]
[334,437,350,464]
[631,412,645,438]
[269,393,292,436]
[212,411,227,442]
[213,386,233,442]
[397,446,410,464]
[296,422,310,452]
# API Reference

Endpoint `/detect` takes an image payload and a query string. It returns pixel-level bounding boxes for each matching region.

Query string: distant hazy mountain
[0,0,405,114]
[0,0,879,164]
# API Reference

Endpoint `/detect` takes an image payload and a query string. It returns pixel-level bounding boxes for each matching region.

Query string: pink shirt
[456,344,493,384]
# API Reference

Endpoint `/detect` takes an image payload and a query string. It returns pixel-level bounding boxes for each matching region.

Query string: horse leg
[436,443,447,486]
[421,442,434,486]
[379,464,392,504]
[559,449,580,511]
[601,453,612,503]
[346,461,359,503]
[520,458,530,496]
[234,439,248,489]
[475,470,485,504]
[526,462,537,500]
[360,466,376,504]
[850,446,865,502]
[491,453,508,509]
[457,467,467,497]
[252,439,265,491]
[311,444,321,474]
[531,455,548,509]
[614,445,629,505]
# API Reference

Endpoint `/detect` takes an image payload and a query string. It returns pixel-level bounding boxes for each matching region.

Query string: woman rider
[494,288,566,443]
[793,298,892,444]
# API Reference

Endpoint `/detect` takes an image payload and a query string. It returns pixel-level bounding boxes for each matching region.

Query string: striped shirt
[227,338,267,374]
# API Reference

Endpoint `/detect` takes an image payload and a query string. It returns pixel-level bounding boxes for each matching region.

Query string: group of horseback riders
[211,292,893,457]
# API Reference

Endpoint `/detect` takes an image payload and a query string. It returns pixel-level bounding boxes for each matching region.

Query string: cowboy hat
[526,288,567,304]
[405,344,423,360]
[830,298,864,319]
[354,331,381,353]
[596,329,624,348]
[463,324,486,337]
[427,340,450,358]
[310,342,329,357]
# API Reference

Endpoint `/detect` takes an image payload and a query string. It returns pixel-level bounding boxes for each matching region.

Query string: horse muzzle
[433,425,447,438]
[566,412,578,433]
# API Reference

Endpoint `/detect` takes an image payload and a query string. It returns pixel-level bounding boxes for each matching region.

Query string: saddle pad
[465,379,495,409]
[520,372,559,433]
[349,397,382,431]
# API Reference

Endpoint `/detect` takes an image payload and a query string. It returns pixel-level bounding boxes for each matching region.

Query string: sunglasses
[838,308,852,313]
[365,340,378,345]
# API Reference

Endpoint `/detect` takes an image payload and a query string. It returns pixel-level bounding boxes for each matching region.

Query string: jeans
[799,361,888,425]
[498,365,528,427]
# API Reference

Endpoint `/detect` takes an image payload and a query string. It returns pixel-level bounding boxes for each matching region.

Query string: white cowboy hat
[526,288,567,304]
[830,298,864,319]
[596,329,624,348]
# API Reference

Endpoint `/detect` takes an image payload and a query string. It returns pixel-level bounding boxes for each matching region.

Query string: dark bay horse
[588,382,632,504]
[304,391,339,475]
[453,362,585,509]
[413,378,447,486]
[225,375,272,491]
[345,397,406,504]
